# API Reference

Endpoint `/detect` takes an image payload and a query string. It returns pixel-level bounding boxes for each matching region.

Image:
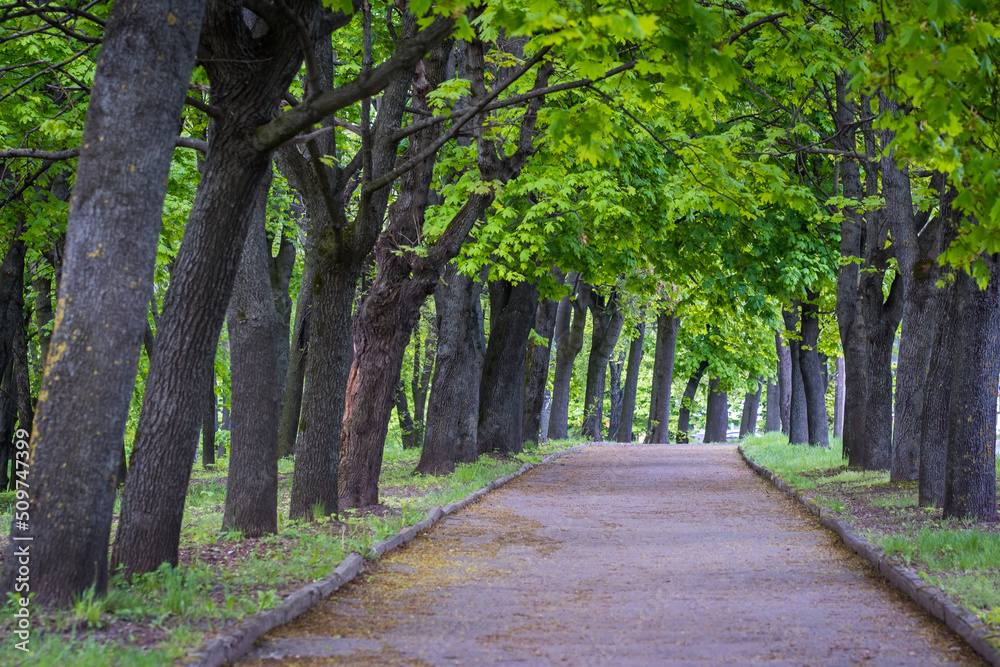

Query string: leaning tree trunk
[112,1,313,575]
[418,265,486,474]
[522,283,561,445]
[783,306,809,445]
[703,377,728,443]
[222,174,281,537]
[582,289,624,441]
[799,294,830,448]
[548,280,592,439]
[2,0,207,602]
[675,361,708,444]
[646,312,679,444]
[479,280,540,455]
[616,319,645,443]
[776,332,792,434]
[739,377,762,439]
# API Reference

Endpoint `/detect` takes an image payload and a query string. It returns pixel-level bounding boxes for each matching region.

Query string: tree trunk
[223,174,281,537]
[833,357,845,438]
[2,0,207,602]
[479,280,540,455]
[739,377,763,439]
[646,312,680,444]
[418,265,486,474]
[582,289,624,441]
[276,254,313,458]
[943,264,1000,520]
[395,380,416,450]
[0,362,16,491]
[764,378,781,432]
[776,332,792,434]
[616,320,645,443]
[606,350,626,441]
[112,2,313,576]
[269,231,296,406]
[409,307,435,448]
[32,270,53,369]
[783,307,809,445]
[799,294,830,448]
[202,374,217,467]
[522,282,561,445]
[703,377,728,443]
[676,361,708,444]
[548,280,591,439]
[860,274,902,469]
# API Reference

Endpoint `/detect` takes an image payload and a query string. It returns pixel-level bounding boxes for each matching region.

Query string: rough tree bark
[548,279,591,439]
[943,263,1000,521]
[113,1,336,575]
[783,306,809,445]
[202,375,217,467]
[275,251,312,458]
[616,319,645,443]
[703,377,728,443]
[764,378,781,432]
[1,0,207,602]
[776,333,792,434]
[522,278,562,444]
[222,173,281,537]
[676,361,708,444]
[582,289,624,441]
[418,265,485,474]
[799,293,830,448]
[395,380,416,450]
[606,350,626,441]
[739,377,762,439]
[646,312,679,444]
[478,279,540,455]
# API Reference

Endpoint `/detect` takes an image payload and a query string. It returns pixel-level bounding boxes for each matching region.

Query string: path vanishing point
[240,444,986,666]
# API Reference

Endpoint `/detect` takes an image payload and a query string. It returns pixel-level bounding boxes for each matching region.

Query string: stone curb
[738,445,1000,667]
[186,443,593,666]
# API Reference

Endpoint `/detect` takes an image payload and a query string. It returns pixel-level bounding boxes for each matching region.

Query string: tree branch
[1,136,208,161]
[254,15,456,151]
[723,12,788,45]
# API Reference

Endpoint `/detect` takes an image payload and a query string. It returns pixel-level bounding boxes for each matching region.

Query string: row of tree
[0,0,998,610]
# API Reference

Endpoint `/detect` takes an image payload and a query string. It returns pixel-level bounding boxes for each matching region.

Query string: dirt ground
[239,444,986,666]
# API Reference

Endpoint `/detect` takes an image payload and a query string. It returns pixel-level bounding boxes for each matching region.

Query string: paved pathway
[241,444,985,666]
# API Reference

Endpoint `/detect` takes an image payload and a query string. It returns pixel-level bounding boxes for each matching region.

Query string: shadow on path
[241,444,984,666]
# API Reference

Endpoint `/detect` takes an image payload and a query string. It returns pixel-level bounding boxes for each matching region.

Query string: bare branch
[723,12,788,45]
[185,95,222,118]
[0,136,208,161]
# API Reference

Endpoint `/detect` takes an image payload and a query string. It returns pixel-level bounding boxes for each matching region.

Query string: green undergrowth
[741,432,1000,643]
[0,436,583,666]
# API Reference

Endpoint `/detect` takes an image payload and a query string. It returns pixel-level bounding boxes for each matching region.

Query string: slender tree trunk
[783,307,809,444]
[764,378,781,432]
[202,374,217,467]
[943,264,1000,520]
[223,174,281,537]
[616,320,645,443]
[276,255,312,458]
[860,275,902,470]
[0,363,16,491]
[409,307,435,448]
[548,280,591,439]
[479,280,540,455]
[2,0,207,601]
[522,282,561,444]
[646,312,680,443]
[269,231,296,402]
[776,333,792,434]
[112,3,314,575]
[703,377,728,443]
[582,289,624,441]
[32,271,53,369]
[395,380,416,450]
[739,377,763,438]
[833,357,845,438]
[799,294,830,448]
[606,350,626,441]
[418,265,485,474]
[675,361,708,444]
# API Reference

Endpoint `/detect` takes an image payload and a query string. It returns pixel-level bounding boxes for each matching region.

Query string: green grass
[742,431,1000,639]
[0,435,583,665]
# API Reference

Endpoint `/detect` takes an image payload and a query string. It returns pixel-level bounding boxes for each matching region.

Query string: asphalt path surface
[241,444,985,666]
